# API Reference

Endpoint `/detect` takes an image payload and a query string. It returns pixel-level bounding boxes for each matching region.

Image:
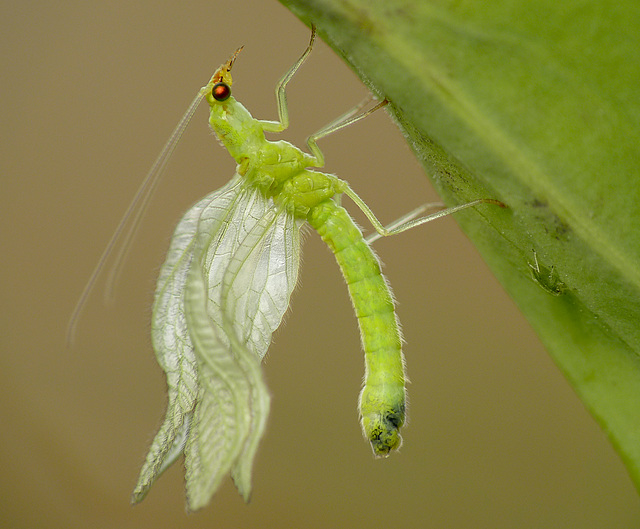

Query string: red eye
[212,82,231,101]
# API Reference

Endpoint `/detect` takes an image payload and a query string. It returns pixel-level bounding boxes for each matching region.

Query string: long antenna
[66,90,206,345]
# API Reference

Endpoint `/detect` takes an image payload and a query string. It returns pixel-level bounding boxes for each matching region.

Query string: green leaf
[279,0,640,491]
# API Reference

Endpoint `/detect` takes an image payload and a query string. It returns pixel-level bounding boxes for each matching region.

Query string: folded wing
[133,175,302,510]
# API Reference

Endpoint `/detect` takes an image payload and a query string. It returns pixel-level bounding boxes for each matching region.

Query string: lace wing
[132,176,243,503]
[133,175,302,510]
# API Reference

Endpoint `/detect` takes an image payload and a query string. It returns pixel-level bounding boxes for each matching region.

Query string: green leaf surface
[279,0,640,490]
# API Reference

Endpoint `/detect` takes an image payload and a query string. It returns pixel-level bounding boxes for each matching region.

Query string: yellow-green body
[309,202,404,454]
[133,29,412,511]
[210,87,406,455]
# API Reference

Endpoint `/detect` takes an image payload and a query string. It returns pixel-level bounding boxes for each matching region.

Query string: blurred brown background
[3,1,639,527]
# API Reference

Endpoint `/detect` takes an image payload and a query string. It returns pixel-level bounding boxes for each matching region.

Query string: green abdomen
[308,199,406,457]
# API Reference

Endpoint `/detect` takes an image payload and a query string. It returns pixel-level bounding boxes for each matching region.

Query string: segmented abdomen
[308,199,406,456]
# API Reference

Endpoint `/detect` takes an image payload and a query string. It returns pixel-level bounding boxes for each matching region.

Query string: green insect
[118,26,499,510]
[529,249,566,295]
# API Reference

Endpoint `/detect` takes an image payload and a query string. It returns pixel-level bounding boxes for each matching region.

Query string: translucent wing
[210,189,302,498]
[132,176,242,503]
[133,174,302,510]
